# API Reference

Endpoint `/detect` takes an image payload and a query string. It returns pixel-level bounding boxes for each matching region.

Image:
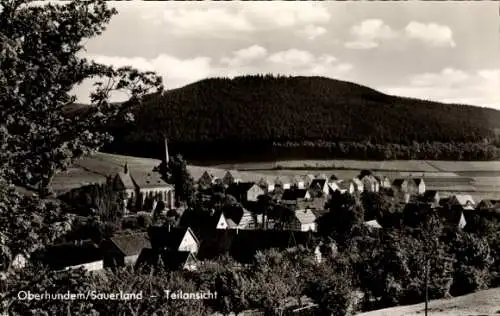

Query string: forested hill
[101,74,500,162]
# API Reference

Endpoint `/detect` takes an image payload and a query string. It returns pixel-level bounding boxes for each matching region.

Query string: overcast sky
[72,1,499,109]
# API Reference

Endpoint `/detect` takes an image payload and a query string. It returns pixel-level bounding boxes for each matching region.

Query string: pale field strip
[50,152,500,199]
[355,287,500,316]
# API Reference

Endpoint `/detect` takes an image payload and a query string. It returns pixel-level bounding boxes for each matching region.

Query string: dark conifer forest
[96,75,500,162]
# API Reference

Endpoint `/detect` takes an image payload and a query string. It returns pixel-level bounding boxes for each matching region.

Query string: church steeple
[164,137,170,165]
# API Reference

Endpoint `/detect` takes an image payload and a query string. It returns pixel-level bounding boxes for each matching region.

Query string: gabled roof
[148,226,200,250]
[352,178,364,188]
[423,190,439,199]
[42,240,102,270]
[295,209,317,225]
[392,178,407,186]
[360,175,379,183]
[110,232,151,257]
[413,178,425,186]
[296,197,327,211]
[337,180,353,190]
[116,172,135,190]
[311,209,329,219]
[136,249,197,271]
[282,189,310,201]
[364,219,382,229]
[226,182,258,196]
[309,179,327,189]
[196,230,315,263]
[451,194,475,208]
[131,172,173,189]
[328,182,340,192]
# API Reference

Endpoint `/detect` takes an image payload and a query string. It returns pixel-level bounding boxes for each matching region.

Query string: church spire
[164,137,170,165]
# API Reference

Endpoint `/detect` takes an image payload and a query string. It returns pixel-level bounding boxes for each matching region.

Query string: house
[315,173,328,180]
[274,176,292,190]
[198,171,219,188]
[226,182,265,203]
[215,206,255,230]
[292,175,306,189]
[412,178,426,194]
[352,178,364,193]
[149,226,200,254]
[337,180,355,194]
[11,253,28,270]
[422,190,441,208]
[281,189,311,201]
[196,230,315,263]
[328,182,340,194]
[308,179,330,196]
[329,174,338,182]
[136,248,198,271]
[363,219,383,230]
[257,177,275,193]
[113,139,175,213]
[392,178,419,198]
[103,232,152,268]
[293,209,317,232]
[476,199,500,210]
[360,175,380,192]
[438,205,467,229]
[375,176,391,189]
[41,240,103,272]
[222,170,243,186]
[449,194,476,210]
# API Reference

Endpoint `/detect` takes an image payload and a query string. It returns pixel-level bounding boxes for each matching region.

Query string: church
[113,138,175,214]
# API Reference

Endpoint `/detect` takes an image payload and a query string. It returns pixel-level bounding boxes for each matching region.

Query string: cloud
[404,22,456,47]
[160,3,330,38]
[220,45,267,67]
[410,68,469,87]
[73,48,353,103]
[345,19,456,50]
[380,68,500,108]
[344,41,379,50]
[162,8,254,38]
[350,19,398,40]
[242,3,331,27]
[296,24,327,40]
[267,49,316,66]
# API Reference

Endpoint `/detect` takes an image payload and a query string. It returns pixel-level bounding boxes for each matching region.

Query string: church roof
[116,172,135,190]
[131,171,173,189]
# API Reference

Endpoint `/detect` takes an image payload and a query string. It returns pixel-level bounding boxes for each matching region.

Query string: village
[13,139,489,279]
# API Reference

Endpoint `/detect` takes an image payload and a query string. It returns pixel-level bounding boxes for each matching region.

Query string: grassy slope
[356,288,500,316]
[50,152,500,201]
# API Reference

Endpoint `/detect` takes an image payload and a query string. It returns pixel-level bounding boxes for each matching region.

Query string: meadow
[356,287,500,316]
[51,152,500,201]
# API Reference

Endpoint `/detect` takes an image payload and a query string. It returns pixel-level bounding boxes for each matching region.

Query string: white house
[449,194,476,210]
[294,209,317,232]
[413,178,426,194]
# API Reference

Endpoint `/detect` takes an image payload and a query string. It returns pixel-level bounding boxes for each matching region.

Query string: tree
[318,192,364,247]
[159,154,195,207]
[0,0,163,197]
[0,180,74,273]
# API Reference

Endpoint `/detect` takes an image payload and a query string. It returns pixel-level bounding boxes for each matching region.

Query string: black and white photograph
[0,1,499,315]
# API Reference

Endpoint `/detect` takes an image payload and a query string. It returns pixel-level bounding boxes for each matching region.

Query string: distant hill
[75,74,500,162]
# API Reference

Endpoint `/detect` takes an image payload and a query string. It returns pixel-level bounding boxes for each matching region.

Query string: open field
[356,287,500,316]
[51,152,500,201]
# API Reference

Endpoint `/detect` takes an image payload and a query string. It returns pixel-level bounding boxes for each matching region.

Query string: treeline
[101,75,500,161]
[274,140,500,160]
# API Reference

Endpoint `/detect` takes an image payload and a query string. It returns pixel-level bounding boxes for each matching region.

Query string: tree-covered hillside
[101,75,500,162]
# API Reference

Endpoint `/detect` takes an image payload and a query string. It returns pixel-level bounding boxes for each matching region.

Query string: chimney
[164,137,170,165]
[124,162,129,174]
